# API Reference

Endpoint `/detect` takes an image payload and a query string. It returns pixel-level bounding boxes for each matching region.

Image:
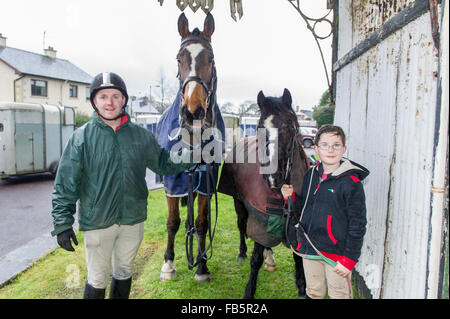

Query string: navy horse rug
[155,94,225,197]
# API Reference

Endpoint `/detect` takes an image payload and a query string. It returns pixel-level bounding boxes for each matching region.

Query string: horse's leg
[293,252,306,298]
[233,197,248,261]
[160,196,180,281]
[243,242,265,299]
[194,194,211,282]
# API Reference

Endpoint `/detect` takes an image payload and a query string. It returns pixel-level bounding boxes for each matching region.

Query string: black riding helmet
[90,72,129,120]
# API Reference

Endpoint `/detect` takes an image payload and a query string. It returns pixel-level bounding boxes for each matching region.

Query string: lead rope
[184,163,219,270]
[287,166,353,299]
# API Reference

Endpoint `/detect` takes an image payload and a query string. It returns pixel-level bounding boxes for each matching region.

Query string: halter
[177,36,218,131]
[262,125,300,186]
[284,127,301,183]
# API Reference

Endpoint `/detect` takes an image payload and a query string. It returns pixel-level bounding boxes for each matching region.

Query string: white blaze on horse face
[264,115,278,163]
[263,115,279,183]
[185,43,204,99]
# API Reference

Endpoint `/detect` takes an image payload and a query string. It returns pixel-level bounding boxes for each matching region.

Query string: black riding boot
[83,282,106,299]
[109,277,132,299]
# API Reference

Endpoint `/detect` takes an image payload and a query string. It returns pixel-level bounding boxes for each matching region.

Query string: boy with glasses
[281,124,369,299]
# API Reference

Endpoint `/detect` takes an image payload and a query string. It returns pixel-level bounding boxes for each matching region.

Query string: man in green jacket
[51,72,193,299]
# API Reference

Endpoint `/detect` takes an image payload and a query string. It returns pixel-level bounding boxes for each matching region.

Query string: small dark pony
[156,13,224,283]
[218,89,308,298]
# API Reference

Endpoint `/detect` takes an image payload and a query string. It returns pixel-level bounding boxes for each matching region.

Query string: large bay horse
[218,89,308,298]
[155,13,224,283]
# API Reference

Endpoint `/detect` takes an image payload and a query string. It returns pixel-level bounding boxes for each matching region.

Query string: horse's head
[257,89,301,191]
[177,13,216,134]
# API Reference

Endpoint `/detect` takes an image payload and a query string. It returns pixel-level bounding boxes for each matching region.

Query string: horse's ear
[257,91,266,108]
[203,13,215,40]
[178,13,190,39]
[282,88,292,107]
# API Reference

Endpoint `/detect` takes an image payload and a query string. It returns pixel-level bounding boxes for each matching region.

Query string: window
[31,79,47,96]
[86,87,90,100]
[0,123,3,132]
[69,84,78,98]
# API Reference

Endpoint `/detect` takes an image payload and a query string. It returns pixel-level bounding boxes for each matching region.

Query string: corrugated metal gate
[332,0,448,298]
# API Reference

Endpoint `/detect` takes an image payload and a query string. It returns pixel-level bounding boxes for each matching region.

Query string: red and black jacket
[291,159,369,270]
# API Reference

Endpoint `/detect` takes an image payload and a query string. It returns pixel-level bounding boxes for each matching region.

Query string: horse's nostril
[193,107,205,120]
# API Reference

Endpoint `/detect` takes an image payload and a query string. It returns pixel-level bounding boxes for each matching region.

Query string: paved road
[0,173,56,256]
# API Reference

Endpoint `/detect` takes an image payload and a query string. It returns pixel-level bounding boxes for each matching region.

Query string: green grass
[0,188,301,299]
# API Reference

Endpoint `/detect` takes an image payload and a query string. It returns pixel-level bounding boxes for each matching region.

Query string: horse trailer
[240,116,259,138]
[0,102,75,179]
[332,0,448,298]
[222,113,240,152]
[135,114,161,135]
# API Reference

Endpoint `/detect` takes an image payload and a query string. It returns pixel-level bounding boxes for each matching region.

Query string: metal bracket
[287,0,334,102]
[175,0,214,14]
[161,0,242,21]
[230,0,243,21]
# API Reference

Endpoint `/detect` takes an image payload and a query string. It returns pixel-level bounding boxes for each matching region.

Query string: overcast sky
[1,0,332,109]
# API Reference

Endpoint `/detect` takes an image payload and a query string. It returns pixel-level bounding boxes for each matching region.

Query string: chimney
[0,33,7,47]
[44,46,57,59]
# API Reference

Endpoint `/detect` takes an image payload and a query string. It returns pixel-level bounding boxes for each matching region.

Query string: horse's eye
[176,57,181,63]
[208,56,214,63]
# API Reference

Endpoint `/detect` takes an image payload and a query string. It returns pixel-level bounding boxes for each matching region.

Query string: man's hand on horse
[57,228,78,252]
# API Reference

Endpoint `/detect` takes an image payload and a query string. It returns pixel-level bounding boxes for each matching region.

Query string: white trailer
[135,114,161,135]
[222,113,240,152]
[0,102,75,178]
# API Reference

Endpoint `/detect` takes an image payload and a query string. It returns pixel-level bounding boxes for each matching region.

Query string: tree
[220,102,237,114]
[313,104,335,128]
[154,68,178,114]
[238,100,259,117]
[75,113,91,129]
[312,89,335,128]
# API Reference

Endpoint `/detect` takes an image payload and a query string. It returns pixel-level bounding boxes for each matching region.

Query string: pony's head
[257,88,300,190]
[177,13,216,133]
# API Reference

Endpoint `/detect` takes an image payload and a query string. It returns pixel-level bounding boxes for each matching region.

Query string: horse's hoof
[160,261,177,281]
[160,270,176,281]
[298,286,306,298]
[263,249,276,271]
[194,273,211,283]
[264,264,276,272]
[237,254,247,262]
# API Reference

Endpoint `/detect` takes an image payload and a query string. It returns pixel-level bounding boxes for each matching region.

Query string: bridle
[177,36,218,131]
[284,126,302,184]
[262,123,300,187]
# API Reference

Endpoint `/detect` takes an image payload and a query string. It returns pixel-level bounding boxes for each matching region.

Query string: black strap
[266,206,285,217]
[267,197,285,207]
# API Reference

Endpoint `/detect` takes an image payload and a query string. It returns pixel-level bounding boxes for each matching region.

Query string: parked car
[300,127,317,148]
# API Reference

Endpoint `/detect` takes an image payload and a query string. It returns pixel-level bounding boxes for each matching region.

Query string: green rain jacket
[51,114,193,236]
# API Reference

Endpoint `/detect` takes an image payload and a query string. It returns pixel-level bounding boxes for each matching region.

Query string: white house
[0,33,93,116]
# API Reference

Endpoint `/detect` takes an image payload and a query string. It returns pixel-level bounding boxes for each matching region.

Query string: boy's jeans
[84,222,144,289]
[303,258,351,299]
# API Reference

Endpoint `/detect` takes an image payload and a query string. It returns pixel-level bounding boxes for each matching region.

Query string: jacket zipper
[112,128,124,226]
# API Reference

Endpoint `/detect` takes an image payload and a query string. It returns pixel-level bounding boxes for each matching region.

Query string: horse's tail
[180,196,188,207]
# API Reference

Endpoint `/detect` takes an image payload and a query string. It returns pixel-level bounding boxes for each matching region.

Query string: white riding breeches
[83,222,144,289]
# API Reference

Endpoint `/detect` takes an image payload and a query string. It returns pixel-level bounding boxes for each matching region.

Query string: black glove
[57,228,78,252]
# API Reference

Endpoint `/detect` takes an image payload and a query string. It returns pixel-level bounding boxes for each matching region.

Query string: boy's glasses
[317,143,344,151]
